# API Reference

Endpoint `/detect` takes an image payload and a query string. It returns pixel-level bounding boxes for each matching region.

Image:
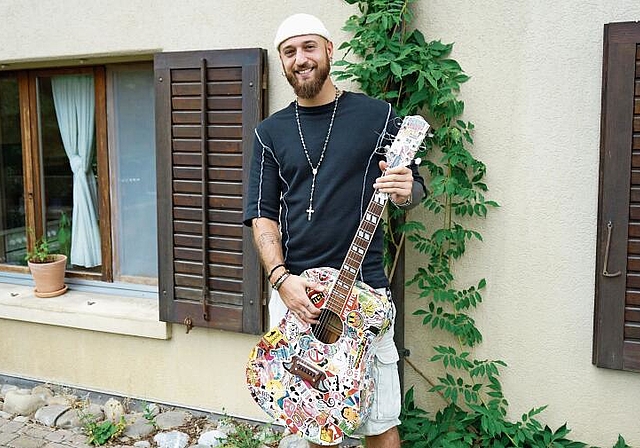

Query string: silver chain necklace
[295,87,340,221]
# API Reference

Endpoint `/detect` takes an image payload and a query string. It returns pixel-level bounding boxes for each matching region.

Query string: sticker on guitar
[246,115,430,445]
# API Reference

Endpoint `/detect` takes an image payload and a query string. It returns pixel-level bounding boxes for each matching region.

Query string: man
[244,13,426,448]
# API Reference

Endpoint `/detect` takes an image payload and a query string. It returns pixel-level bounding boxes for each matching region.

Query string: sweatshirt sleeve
[243,127,282,227]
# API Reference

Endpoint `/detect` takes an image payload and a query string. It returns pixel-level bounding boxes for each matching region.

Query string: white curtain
[51,75,101,267]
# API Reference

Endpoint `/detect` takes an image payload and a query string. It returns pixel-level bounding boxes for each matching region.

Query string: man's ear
[326,40,334,59]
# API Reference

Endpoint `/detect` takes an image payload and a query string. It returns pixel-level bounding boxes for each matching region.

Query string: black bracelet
[267,263,286,281]
[272,271,291,291]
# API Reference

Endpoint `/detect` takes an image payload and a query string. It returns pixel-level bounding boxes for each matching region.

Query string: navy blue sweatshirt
[243,91,424,288]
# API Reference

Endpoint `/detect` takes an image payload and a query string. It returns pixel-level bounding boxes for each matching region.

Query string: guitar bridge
[284,356,327,392]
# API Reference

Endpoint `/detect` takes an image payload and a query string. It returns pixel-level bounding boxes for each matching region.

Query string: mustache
[294,63,314,72]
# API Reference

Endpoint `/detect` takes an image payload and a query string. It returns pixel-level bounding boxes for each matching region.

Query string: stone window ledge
[0,278,170,340]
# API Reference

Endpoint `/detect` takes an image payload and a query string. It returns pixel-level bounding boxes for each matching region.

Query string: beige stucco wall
[1,0,640,446]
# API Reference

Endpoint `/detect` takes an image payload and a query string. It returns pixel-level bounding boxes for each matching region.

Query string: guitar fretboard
[325,190,388,315]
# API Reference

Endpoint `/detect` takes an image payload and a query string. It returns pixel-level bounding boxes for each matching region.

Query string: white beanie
[273,13,331,51]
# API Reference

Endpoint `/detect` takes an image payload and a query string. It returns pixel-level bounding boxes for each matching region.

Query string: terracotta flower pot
[28,254,68,298]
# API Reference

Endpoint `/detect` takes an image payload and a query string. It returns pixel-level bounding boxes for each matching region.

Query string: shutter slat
[173,167,243,181]
[172,153,243,167]
[628,223,640,237]
[174,260,242,278]
[172,194,243,209]
[172,139,241,153]
[171,82,242,96]
[173,247,242,265]
[174,222,243,238]
[173,180,242,196]
[172,125,242,139]
[174,274,243,294]
[628,256,640,271]
[174,234,242,251]
[172,111,242,125]
[626,273,640,288]
[626,290,640,305]
[171,67,243,82]
[627,239,640,254]
[629,187,640,202]
[172,96,242,111]
[173,208,242,223]
[625,307,640,322]
[625,323,640,340]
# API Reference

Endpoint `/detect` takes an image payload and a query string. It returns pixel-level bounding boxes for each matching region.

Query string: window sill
[0,281,170,340]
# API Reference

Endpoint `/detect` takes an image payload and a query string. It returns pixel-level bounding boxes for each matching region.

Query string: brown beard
[284,54,331,99]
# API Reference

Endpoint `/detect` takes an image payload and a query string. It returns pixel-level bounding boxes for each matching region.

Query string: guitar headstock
[386,115,430,169]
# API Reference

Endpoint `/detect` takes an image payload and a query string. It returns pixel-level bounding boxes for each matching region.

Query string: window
[0,48,266,334]
[594,22,640,371]
[0,65,157,284]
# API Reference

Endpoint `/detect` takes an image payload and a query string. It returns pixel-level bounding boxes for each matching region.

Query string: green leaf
[390,61,403,77]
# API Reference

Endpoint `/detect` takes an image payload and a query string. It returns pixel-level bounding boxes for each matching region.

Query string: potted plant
[25,232,68,298]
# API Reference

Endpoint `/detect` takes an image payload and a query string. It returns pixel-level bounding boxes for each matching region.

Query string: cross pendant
[306,207,314,221]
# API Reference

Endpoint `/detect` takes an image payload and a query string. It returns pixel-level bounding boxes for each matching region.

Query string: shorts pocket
[372,360,401,420]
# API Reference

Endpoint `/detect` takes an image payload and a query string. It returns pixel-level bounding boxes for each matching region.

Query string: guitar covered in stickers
[246,115,430,445]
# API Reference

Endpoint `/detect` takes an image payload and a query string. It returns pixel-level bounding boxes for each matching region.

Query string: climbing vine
[335,0,628,446]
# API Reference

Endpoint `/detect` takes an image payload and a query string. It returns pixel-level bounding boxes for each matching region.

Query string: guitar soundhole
[311,309,343,344]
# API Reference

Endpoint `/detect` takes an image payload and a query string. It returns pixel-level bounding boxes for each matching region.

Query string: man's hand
[277,274,323,324]
[374,160,414,205]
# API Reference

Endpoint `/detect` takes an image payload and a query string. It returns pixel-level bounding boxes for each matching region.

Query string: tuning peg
[414,157,422,165]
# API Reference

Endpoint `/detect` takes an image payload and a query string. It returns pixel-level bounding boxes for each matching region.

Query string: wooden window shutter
[594,22,640,371]
[155,49,268,334]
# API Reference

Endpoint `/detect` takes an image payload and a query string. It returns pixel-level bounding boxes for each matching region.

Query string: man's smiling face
[279,34,333,99]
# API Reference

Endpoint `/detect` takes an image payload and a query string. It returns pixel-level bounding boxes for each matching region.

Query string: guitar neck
[325,190,388,314]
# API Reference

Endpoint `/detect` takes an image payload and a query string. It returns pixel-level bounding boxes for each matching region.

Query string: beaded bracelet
[267,263,286,281]
[272,271,291,291]
[391,194,412,208]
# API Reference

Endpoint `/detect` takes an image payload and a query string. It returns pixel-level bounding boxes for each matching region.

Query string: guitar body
[246,267,394,445]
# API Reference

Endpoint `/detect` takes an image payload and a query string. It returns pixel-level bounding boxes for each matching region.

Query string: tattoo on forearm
[257,232,280,249]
